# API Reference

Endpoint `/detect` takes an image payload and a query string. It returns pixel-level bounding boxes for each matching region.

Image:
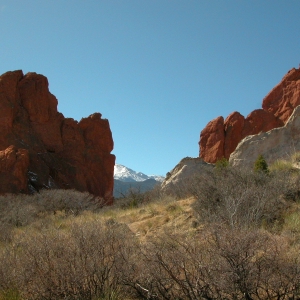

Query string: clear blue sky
[1,1,300,176]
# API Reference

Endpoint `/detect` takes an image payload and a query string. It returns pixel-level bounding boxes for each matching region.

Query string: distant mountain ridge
[113,164,164,198]
[114,164,164,182]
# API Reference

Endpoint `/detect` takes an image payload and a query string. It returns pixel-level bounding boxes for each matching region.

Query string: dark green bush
[254,154,269,174]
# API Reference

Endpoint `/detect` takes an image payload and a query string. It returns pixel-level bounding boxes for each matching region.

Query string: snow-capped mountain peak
[114,164,164,182]
[148,174,165,182]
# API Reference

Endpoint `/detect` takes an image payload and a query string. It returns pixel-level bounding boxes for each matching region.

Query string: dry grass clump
[283,209,300,235]
[269,159,297,172]
[292,151,300,163]
[270,151,300,173]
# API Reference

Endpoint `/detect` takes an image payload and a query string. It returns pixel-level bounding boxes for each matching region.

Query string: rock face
[0,70,115,203]
[262,68,300,123]
[199,117,225,163]
[161,157,214,195]
[199,67,300,163]
[229,105,300,168]
[0,146,29,194]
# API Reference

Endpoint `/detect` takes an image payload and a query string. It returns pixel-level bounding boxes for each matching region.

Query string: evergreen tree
[254,154,269,174]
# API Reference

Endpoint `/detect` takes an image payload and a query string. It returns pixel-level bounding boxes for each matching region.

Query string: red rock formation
[223,112,245,160]
[199,116,224,163]
[0,70,115,203]
[242,109,284,137]
[262,68,300,123]
[0,146,29,194]
[200,67,300,163]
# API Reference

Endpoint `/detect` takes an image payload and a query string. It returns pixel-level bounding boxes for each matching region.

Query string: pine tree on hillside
[254,154,269,174]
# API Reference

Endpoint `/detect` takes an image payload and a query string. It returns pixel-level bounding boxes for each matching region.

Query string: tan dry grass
[98,197,198,241]
[8,194,198,246]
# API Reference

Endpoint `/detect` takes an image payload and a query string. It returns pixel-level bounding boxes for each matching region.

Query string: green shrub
[215,157,229,170]
[254,154,269,174]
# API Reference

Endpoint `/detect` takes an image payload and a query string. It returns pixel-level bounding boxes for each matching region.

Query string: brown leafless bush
[188,167,296,229]
[113,185,169,210]
[0,190,106,231]
[142,231,220,300]
[0,219,137,300]
[0,194,39,228]
[207,226,300,299]
[119,226,300,300]
[35,189,108,214]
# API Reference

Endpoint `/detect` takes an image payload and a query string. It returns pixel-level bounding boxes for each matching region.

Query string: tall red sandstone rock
[223,112,245,160]
[18,72,64,153]
[199,116,224,163]
[200,67,300,163]
[0,70,115,203]
[262,68,300,123]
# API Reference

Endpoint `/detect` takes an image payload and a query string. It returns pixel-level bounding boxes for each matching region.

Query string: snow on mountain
[147,175,165,182]
[114,164,164,182]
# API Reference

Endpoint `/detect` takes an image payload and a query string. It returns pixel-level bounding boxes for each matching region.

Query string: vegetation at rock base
[215,157,229,170]
[1,155,300,299]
